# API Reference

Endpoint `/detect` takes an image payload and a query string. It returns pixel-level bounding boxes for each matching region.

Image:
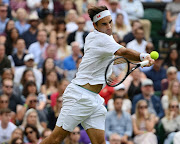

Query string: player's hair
[88,6,108,25]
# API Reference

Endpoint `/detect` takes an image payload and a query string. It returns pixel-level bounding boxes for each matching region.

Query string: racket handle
[139,60,149,66]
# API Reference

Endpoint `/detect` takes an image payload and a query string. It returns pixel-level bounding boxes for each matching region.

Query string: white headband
[93,10,111,23]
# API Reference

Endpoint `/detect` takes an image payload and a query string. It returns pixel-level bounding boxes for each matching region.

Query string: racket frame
[105,56,141,87]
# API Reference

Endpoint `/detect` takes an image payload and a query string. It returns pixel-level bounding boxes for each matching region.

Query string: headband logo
[97,15,101,18]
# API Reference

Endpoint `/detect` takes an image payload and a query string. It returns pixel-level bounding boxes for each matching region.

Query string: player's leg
[86,128,106,144]
[82,103,107,144]
[40,126,69,144]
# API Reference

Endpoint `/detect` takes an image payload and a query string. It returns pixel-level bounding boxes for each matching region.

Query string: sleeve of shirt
[97,34,123,55]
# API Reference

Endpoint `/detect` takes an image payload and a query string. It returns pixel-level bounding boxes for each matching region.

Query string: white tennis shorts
[56,83,107,132]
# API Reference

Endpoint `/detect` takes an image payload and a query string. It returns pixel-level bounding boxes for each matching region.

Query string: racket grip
[139,60,149,66]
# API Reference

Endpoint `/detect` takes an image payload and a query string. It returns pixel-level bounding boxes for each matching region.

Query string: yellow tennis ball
[150,51,159,60]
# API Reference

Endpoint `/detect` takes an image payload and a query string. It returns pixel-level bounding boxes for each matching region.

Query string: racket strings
[106,57,128,86]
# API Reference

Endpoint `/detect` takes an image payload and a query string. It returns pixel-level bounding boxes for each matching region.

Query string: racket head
[105,56,129,87]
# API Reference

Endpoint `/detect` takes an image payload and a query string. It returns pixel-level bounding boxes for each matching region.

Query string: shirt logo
[97,15,101,18]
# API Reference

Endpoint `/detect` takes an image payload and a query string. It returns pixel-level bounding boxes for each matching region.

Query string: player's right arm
[115,47,154,66]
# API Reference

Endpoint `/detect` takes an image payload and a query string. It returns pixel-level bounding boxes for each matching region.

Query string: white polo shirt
[72,30,122,85]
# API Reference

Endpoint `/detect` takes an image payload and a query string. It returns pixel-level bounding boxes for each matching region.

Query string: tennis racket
[105,56,149,87]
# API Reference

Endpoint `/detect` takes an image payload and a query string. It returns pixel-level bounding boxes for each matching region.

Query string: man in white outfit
[40,6,154,144]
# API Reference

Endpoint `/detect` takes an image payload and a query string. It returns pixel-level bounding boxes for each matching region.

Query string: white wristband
[140,53,150,61]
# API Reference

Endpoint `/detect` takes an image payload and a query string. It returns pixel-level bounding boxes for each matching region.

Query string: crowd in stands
[0,0,180,144]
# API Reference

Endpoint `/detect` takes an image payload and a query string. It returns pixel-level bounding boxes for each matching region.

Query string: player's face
[94,15,113,36]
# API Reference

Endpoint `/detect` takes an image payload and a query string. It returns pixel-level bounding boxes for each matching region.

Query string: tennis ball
[150,51,159,60]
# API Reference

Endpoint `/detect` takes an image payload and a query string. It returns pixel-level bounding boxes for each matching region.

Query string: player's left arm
[114,47,154,66]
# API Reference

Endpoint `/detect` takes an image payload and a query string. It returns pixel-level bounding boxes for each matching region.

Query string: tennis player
[40,6,154,144]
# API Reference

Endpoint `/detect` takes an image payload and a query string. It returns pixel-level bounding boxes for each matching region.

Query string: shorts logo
[97,15,101,18]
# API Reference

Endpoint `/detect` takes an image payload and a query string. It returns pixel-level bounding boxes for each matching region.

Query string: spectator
[109,133,121,144]
[165,0,180,37]
[38,44,64,71]
[10,0,27,18]
[22,81,46,110]
[0,35,6,44]
[123,20,143,44]
[27,0,53,13]
[120,0,151,41]
[67,16,89,52]
[108,0,129,26]
[128,68,142,101]
[4,19,15,36]
[10,137,24,144]
[144,56,166,92]
[39,57,64,84]
[38,10,55,35]
[22,12,39,49]
[54,19,66,35]
[38,0,51,19]
[53,0,64,17]
[132,100,158,144]
[19,108,44,135]
[11,38,27,68]
[56,32,72,60]
[0,94,16,123]
[15,8,30,35]
[41,69,58,104]
[0,94,9,109]
[63,0,76,16]
[0,108,17,143]
[161,66,178,95]
[163,47,180,71]
[81,0,96,32]
[113,13,131,41]
[63,41,82,81]
[14,53,42,90]
[0,43,11,75]
[120,0,143,21]
[28,29,48,65]
[98,0,111,10]
[0,4,9,34]
[24,124,42,144]
[0,78,23,113]
[63,41,82,71]
[161,80,180,111]
[107,84,132,113]
[132,79,164,119]
[47,96,63,130]
[5,27,19,56]
[126,28,147,53]
[161,100,180,144]
[0,68,21,96]
[64,126,82,144]
[9,128,24,144]
[105,96,133,144]
[50,78,69,108]
[19,68,36,92]
[41,128,52,140]
[65,9,78,34]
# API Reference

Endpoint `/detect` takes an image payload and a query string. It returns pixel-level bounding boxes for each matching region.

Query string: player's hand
[144,55,154,67]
